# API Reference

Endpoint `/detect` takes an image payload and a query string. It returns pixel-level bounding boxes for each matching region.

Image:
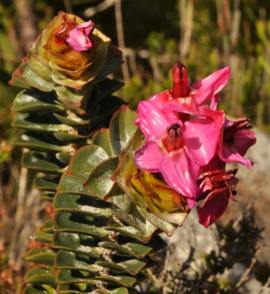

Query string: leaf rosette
[10,11,117,92]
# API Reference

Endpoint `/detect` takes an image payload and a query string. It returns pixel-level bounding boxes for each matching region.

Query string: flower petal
[67,20,94,52]
[184,108,225,166]
[219,122,256,169]
[135,141,163,172]
[197,192,230,227]
[137,100,178,141]
[192,66,231,105]
[159,151,200,200]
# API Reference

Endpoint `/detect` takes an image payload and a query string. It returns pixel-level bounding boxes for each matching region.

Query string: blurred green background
[1,0,270,292]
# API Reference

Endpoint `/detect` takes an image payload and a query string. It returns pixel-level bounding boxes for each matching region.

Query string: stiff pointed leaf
[56,250,102,272]
[97,274,136,288]
[92,128,115,157]
[84,157,119,198]
[13,112,75,134]
[99,241,152,259]
[109,106,137,155]
[54,212,109,238]
[23,152,65,173]
[97,259,146,276]
[54,112,90,127]
[25,285,55,294]
[35,176,59,191]
[15,132,74,153]
[24,268,56,285]
[25,248,55,266]
[52,231,105,258]
[13,89,64,113]
[65,145,108,179]
[54,193,111,217]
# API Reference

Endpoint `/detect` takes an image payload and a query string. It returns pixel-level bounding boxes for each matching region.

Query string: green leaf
[109,106,137,155]
[56,250,102,273]
[84,157,119,198]
[25,248,55,266]
[24,268,56,285]
[92,129,115,157]
[13,112,76,134]
[35,176,59,191]
[97,259,146,276]
[22,152,65,173]
[15,132,74,153]
[52,232,105,258]
[64,145,108,179]
[54,193,111,218]
[13,89,64,113]
[54,212,109,238]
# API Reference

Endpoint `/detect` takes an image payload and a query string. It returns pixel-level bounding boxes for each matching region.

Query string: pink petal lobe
[67,20,95,52]
[184,109,225,166]
[219,119,256,168]
[221,144,253,169]
[192,66,231,105]
[135,142,163,172]
[197,192,230,227]
[137,100,178,141]
[159,151,200,200]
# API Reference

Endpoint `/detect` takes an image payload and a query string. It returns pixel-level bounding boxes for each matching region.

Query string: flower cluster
[135,64,256,227]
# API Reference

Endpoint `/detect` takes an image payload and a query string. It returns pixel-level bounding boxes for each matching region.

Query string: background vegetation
[0,0,270,292]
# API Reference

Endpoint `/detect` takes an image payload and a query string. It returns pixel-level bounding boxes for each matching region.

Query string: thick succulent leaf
[109,106,137,155]
[13,113,76,134]
[54,85,93,115]
[10,59,54,91]
[54,112,90,127]
[54,212,109,238]
[92,129,115,157]
[35,176,59,191]
[83,157,119,198]
[96,259,146,276]
[54,193,111,218]
[99,241,152,259]
[24,268,56,285]
[56,250,103,273]
[52,232,105,258]
[22,152,65,173]
[24,248,55,266]
[15,132,74,153]
[63,145,108,179]
[25,285,56,294]
[96,274,136,288]
[13,89,64,113]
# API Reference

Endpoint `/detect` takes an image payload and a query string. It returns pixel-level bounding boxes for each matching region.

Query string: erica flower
[146,63,231,111]
[134,63,256,227]
[197,157,238,227]
[135,99,224,206]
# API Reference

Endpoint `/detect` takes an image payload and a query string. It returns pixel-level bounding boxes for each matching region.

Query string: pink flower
[146,63,231,110]
[197,157,238,227]
[135,99,224,206]
[134,63,256,227]
[219,118,256,168]
[67,20,95,52]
